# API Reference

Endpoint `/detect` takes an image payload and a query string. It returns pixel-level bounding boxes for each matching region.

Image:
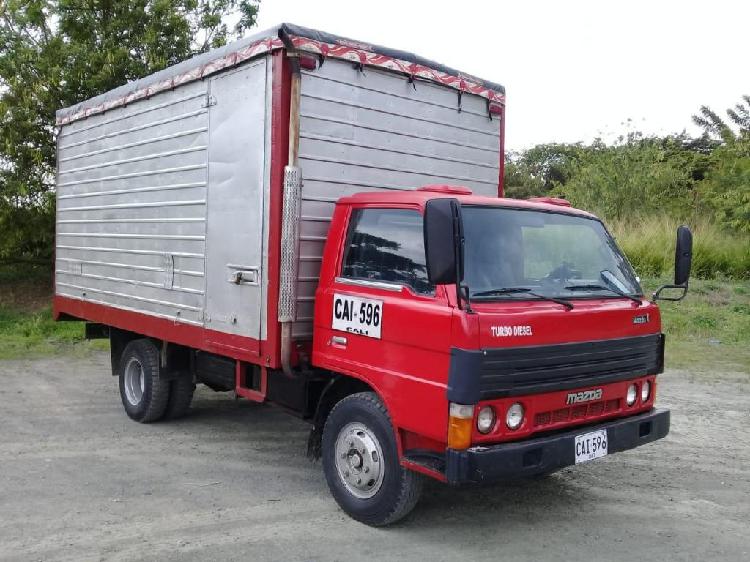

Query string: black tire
[117,339,170,423]
[322,392,422,526]
[164,372,195,420]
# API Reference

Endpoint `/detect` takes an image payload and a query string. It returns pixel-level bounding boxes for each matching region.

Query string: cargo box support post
[278,29,302,376]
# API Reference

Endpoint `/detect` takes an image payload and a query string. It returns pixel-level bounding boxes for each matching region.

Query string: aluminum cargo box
[53,23,505,368]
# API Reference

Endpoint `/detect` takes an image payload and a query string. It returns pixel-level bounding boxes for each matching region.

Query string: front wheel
[322,392,422,526]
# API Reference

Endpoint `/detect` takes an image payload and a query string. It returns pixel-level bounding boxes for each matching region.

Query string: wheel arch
[109,328,142,374]
[109,329,191,377]
[307,372,387,460]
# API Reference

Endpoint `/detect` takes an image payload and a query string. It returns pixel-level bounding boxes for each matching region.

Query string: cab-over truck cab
[309,185,692,525]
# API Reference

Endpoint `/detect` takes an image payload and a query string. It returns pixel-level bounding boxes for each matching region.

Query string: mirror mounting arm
[652,282,689,302]
[458,283,473,313]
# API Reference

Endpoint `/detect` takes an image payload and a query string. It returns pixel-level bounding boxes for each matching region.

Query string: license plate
[574,429,608,464]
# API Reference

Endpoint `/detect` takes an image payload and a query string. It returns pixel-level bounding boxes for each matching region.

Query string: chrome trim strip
[56,257,203,277]
[55,270,204,295]
[335,277,404,292]
[59,199,205,212]
[59,127,208,163]
[299,111,498,153]
[55,282,202,311]
[301,71,489,118]
[300,131,497,169]
[60,91,206,137]
[60,145,207,175]
[59,181,206,199]
[301,93,500,138]
[56,245,204,258]
[57,164,206,188]
[59,109,208,149]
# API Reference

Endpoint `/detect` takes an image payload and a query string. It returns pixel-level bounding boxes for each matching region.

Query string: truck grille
[478,334,663,399]
[534,398,621,428]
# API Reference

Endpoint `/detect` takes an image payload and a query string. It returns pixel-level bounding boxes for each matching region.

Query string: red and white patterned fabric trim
[56,35,505,126]
[291,36,505,104]
[56,38,284,126]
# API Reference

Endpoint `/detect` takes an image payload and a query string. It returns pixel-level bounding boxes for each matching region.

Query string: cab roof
[338,185,597,219]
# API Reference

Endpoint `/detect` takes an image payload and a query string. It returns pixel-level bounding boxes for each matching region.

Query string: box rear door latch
[227,265,259,285]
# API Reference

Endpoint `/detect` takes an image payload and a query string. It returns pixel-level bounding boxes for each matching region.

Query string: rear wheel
[322,392,422,526]
[118,339,170,423]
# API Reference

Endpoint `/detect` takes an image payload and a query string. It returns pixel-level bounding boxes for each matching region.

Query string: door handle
[331,336,347,347]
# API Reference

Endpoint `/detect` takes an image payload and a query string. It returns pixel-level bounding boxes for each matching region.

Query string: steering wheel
[543,262,581,283]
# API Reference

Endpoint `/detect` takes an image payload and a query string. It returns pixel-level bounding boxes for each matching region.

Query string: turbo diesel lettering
[490,325,533,337]
[566,389,604,405]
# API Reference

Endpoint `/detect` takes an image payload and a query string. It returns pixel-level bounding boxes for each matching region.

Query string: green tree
[697,141,750,233]
[0,0,259,263]
[551,133,701,221]
[504,143,581,199]
[692,96,750,233]
[692,95,750,143]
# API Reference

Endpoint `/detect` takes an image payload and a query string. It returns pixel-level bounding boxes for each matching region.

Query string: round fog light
[626,383,638,406]
[477,406,496,434]
[641,380,651,402]
[506,403,524,430]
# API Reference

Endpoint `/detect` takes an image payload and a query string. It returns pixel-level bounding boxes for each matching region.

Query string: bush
[609,215,750,280]
[550,134,708,221]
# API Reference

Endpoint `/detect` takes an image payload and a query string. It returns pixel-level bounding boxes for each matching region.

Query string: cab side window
[341,208,433,295]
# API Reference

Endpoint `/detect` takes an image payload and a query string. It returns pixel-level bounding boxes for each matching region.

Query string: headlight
[641,380,651,402]
[506,403,524,430]
[477,406,496,434]
[626,383,638,406]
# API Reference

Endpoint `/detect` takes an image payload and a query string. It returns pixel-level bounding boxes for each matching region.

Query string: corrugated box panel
[295,59,501,338]
[55,80,210,325]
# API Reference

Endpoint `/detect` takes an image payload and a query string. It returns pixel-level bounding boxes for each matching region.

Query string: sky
[256,0,750,150]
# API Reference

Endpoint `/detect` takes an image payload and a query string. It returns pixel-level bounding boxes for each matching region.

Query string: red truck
[53,24,692,525]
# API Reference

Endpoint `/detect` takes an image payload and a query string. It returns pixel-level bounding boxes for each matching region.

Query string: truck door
[204,59,268,346]
[316,206,453,441]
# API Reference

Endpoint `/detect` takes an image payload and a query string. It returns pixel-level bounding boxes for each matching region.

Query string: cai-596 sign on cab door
[332,293,382,339]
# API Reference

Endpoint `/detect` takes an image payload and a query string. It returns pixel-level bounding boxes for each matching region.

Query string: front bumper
[445,408,670,484]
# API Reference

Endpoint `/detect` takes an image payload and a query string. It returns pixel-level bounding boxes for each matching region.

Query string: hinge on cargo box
[352,61,366,75]
[163,253,175,289]
[202,94,217,108]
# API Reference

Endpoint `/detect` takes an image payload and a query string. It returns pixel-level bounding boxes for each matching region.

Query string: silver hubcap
[123,358,145,406]
[334,422,385,499]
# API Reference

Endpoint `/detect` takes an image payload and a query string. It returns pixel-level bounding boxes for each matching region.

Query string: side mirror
[424,198,463,285]
[653,225,692,302]
[674,224,693,286]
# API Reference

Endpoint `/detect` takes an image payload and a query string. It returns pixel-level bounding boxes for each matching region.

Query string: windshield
[461,206,642,300]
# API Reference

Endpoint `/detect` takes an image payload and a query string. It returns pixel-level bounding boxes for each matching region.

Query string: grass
[610,215,750,280]
[640,277,750,374]
[0,263,105,360]
[0,307,94,359]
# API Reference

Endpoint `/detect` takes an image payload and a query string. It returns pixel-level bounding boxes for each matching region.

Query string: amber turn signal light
[448,403,474,450]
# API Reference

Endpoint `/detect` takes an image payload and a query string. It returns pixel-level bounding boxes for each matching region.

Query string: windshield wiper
[472,287,574,310]
[564,284,643,306]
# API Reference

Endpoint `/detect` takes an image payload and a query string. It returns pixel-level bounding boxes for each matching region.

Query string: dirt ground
[0,353,748,561]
